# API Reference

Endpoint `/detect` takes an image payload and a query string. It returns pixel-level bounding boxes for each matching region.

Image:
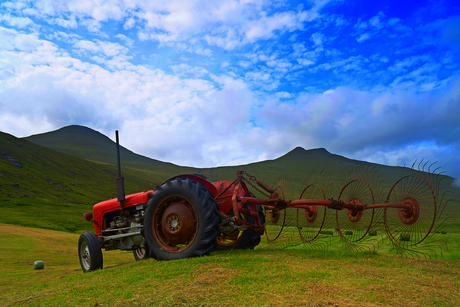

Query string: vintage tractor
[78,132,445,272]
[78,132,267,272]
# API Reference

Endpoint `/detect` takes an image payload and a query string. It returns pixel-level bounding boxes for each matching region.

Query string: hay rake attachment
[220,162,450,257]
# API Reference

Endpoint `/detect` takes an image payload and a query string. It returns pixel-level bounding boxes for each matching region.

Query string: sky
[0,0,459,180]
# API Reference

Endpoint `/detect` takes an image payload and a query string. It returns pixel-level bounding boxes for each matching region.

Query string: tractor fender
[164,174,217,197]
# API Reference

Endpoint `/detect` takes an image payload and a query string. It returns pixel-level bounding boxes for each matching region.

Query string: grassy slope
[0,131,167,232]
[1,223,459,306]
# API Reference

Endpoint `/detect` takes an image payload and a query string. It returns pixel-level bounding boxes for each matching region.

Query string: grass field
[2,129,459,306]
[1,223,459,307]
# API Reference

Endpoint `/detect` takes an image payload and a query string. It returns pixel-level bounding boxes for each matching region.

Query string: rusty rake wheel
[384,175,437,248]
[297,184,327,242]
[336,179,375,243]
[264,188,287,242]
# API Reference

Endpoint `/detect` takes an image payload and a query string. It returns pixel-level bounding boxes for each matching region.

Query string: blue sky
[0,0,459,180]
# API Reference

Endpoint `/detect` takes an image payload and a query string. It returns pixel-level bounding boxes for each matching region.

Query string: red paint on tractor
[92,191,154,234]
[212,180,247,215]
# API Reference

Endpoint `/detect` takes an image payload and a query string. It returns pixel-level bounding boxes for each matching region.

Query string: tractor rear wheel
[78,232,103,273]
[215,198,266,251]
[143,178,220,261]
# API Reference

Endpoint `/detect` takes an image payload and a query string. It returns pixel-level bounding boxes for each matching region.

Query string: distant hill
[0,131,160,202]
[0,125,457,233]
[0,131,172,231]
[25,125,185,171]
[22,125,455,190]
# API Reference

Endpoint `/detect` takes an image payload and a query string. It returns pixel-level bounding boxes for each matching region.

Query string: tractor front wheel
[143,178,220,261]
[78,232,103,273]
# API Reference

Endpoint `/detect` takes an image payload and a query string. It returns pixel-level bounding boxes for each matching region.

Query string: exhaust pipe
[115,130,126,212]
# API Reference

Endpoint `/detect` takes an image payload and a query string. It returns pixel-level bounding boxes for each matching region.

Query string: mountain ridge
[21,125,456,182]
[19,125,458,184]
[25,125,184,171]
[2,126,458,233]
[24,125,349,169]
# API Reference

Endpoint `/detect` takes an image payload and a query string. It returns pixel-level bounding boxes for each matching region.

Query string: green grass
[1,223,460,306]
[0,198,94,233]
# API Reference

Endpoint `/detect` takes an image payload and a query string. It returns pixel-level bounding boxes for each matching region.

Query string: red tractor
[78,132,266,272]
[78,132,442,272]
[78,173,269,272]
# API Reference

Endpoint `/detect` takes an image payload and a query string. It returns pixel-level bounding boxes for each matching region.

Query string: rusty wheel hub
[399,197,420,225]
[153,197,198,252]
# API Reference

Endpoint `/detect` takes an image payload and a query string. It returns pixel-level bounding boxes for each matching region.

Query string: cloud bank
[0,0,459,179]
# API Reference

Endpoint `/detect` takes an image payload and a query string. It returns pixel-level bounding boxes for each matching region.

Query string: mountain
[1,129,176,199]
[22,126,360,187]
[22,126,453,188]
[1,125,458,233]
[25,125,185,171]
[1,129,193,232]
[0,131,173,232]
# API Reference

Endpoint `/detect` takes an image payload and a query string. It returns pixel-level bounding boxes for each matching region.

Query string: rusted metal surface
[256,180,275,194]
[384,174,437,248]
[160,201,196,244]
[398,197,420,225]
[152,196,198,252]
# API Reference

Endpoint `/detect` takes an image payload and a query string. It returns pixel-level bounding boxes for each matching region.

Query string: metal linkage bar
[235,195,413,214]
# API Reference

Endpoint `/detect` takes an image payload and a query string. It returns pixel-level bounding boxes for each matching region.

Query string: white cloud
[115,34,134,47]
[0,114,55,138]
[388,18,400,26]
[310,32,324,46]
[0,27,43,51]
[276,91,291,98]
[0,0,327,52]
[369,12,384,29]
[2,2,27,10]
[389,55,430,72]
[0,15,34,28]
[52,16,78,28]
[122,17,134,29]
[0,27,257,167]
[170,63,209,77]
[356,32,371,43]
[309,55,367,73]
[360,142,457,177]
[73,39,129,58]
[354,19,367,31]
[297,58,314,66]
[245,10,314,41]
[353,12,404,43]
